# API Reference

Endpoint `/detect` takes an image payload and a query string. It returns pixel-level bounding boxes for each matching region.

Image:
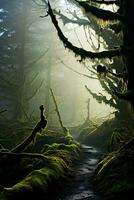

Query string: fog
[0,0,115,126]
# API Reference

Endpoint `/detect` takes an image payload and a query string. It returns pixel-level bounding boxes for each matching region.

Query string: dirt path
[58,145,107,200]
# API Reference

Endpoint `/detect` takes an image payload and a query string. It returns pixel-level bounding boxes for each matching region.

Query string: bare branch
[107,70,125,79]
[26,79,44,101]
[26,72,39,85]
[25,48,49,70]
[86,28,100,50]
[0,75,18,88]
[54,10,89,26]
[33,0,47,7]
[74,29,84,48]
[40,2,89,25]
[58,57,97,79]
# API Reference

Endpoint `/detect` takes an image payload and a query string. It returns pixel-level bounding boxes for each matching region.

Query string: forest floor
[1,116,133,199]
[55,144,107,200]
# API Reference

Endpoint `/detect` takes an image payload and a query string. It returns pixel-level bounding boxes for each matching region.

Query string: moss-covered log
[0,142,80,200]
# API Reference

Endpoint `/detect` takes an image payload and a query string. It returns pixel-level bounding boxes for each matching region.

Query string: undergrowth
[0,129,80,200]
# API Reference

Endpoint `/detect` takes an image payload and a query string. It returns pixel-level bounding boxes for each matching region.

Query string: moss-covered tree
[42,1,134,198]
[42,0,134,108]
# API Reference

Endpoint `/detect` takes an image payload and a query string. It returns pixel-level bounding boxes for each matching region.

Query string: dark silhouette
[12,105,47,153]
[97,65,107,77]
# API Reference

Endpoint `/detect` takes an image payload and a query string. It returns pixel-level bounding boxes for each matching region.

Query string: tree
[0,0,48,120]
[42,0,134,110]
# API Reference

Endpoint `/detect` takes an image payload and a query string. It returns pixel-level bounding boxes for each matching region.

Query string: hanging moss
[47,1,122,59]
[76,1,123,21]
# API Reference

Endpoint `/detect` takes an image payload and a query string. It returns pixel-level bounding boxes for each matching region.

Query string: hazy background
[0,0,115,126]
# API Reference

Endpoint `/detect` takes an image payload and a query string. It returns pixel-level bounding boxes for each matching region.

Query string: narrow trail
[58,145,107,200]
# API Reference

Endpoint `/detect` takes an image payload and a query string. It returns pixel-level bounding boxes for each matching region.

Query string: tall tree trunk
[14,0,28,120]
[50,88,67,133]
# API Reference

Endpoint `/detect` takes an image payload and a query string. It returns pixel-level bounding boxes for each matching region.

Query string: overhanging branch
[47,2,122,59]
[89,0,119,5]
[74,0,123,21]
[54,10,89,26]
[85,85,116,107]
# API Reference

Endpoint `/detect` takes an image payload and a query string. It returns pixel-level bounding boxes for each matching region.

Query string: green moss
[45,143,80,156]
[33,130,75,153]
[78,119,114,150]
[0,132,80,199]
[64,132,73,144]
[95,147,134,199]
[1,156,70,199]
[96,153,116,177]
[78,118,134,151]
[9,157,67,192]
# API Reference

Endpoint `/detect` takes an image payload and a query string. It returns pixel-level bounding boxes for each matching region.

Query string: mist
[0,0,115,126]
[1,1,133,200]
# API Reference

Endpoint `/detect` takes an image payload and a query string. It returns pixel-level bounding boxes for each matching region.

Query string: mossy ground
[95,145,134,199]
[0,127,80,200]
[77,117,134,199]
[78,117,134,151]
[91,117,134,200]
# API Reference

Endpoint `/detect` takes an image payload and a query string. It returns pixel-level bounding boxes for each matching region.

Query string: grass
[95,138,134,199]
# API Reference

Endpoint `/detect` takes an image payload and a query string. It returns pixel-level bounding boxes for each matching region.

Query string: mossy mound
[0,130,80,200]
[78,119,115,150]
[78,118,134,151]
[32,130,74,152]
[95,138,134,199]
[1,157,67,200]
